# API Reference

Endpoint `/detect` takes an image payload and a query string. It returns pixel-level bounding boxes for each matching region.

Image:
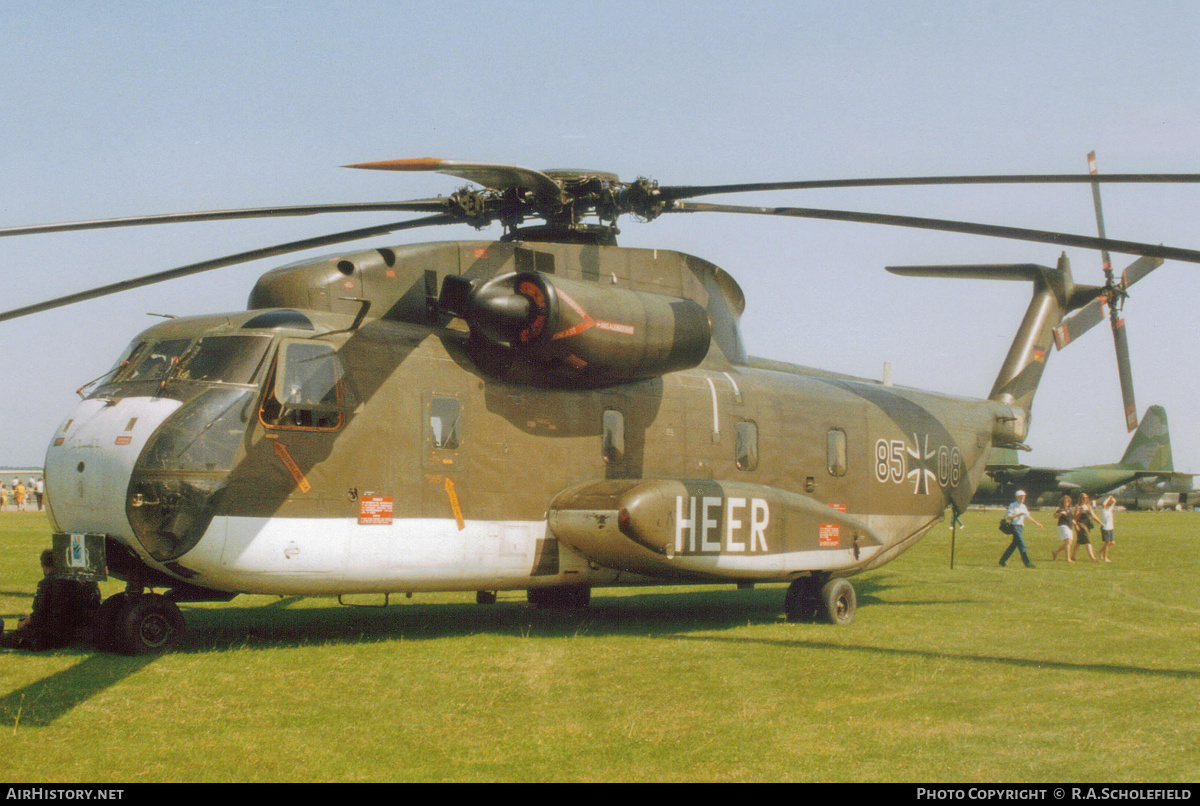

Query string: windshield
[114,335,271,385]
[91,334,272,399]
[174,336,272,384]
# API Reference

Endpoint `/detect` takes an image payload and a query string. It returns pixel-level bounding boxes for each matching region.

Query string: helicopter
[3,157,1199,654]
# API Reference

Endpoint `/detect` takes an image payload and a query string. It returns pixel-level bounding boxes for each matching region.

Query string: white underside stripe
[170,514,889,595]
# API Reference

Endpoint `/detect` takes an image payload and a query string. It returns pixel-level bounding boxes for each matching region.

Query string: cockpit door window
[261,340,351,430]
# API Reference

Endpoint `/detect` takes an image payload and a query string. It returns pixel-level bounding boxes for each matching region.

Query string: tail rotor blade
[1121,254,1163,289]
[1113,317,1138,432]
[1053,296,1108,349]
[1088,151,1116,284]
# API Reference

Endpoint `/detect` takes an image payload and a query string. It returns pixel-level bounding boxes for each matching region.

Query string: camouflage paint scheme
[45,239,1051,608]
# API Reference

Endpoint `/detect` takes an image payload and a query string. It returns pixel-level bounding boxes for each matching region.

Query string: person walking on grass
[1071,493,1100,562]
[1051,494,1075,562]
[1000,490,1042,568]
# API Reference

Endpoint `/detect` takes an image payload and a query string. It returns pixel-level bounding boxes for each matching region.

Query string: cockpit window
[260,340,352,430]
[124,339,192,382]
[174,336,271,385]
[109,335,271,387]
[108,340,148,381]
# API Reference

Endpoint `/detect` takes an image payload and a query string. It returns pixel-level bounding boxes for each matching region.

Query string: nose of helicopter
[44,396,185,542]
[46,387,257,565]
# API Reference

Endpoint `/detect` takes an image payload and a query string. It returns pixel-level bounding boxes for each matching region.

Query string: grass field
[1,509,1197,782]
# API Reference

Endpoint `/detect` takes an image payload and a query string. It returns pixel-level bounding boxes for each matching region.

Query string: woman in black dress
[1071,493,1099,562]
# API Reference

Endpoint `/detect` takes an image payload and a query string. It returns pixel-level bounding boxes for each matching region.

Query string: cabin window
[602,409,624,463]
[736,420,758,471]
[260,341,348,430]
[827,429,847,477]
[429,397,462,450]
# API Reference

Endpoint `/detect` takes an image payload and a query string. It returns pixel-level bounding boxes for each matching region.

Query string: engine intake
[441,271,711,384]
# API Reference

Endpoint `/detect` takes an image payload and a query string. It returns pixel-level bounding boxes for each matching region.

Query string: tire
[784,578,821,622]
[476,590,497,605]
[820,578,857,626]
[114,593,186,655]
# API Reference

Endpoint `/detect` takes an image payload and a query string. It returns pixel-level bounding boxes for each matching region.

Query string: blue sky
[2,1,1198,473]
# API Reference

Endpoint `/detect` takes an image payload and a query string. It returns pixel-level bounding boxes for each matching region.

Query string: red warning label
[819,503,847,547]
[358,496,394,525]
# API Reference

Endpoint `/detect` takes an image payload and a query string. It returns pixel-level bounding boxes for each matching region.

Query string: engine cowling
[440,271,711,385]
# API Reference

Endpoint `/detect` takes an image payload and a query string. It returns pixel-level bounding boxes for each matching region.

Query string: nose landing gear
[96,590,186,654]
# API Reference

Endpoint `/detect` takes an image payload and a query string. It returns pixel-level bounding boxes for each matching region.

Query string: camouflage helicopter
[3,157,1199,654]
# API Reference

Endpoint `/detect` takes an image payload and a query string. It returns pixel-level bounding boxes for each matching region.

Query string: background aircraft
[972,405,1192,506]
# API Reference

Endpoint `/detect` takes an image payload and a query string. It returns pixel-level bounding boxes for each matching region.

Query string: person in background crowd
[1098,494,1118,562]
[1050,494,1075,562]
[1071,493,1100,562]
[34,477,44,510]
[14,479,26,512]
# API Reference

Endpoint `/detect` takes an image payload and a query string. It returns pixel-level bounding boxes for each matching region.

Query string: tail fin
[887,253,1102,418]
[1118,405,1173,471]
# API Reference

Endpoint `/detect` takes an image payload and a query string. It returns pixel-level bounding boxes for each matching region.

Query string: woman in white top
[1098,495,1117,562]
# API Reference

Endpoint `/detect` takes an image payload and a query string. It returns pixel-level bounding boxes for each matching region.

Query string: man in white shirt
[1000,490,1043,568]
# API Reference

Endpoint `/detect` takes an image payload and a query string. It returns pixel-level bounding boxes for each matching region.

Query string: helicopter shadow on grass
[178,570,970,649]
[668,631,1200,681]
[0,650,158,729]
[0,574,977,727]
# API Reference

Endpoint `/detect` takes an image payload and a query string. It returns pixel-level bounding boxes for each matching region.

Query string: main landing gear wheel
[784,577,821,622]
[820,578,857,625]
[113,593,186,655]
[785,576,857,624]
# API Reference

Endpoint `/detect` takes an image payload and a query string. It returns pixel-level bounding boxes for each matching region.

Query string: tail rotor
[1052,152,1162,431]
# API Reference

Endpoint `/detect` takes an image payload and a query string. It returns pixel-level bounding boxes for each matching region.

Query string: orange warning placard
[358,496,394,525]
[444,477,465,531]
[273,441,311,493]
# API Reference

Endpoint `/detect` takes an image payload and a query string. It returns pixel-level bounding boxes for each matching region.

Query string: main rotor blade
[0,199,451,239]
[0,214,458,323]
[658,172,1200,202]
[1113,317,1138,432]
[344,158,565,205]
[668,201,1200,265]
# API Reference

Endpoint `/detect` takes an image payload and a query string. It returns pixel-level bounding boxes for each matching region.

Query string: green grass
[1,509,1197,782]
